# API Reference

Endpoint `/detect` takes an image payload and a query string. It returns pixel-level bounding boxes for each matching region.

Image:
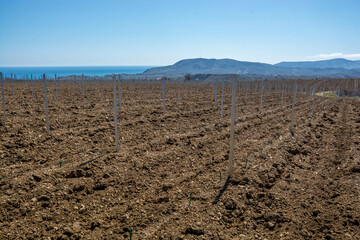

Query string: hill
[143,58,360,78]
[275,58,360,69]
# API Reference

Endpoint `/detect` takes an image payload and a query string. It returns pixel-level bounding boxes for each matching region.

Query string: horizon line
[0,65,157,68]
[1,57,359,68]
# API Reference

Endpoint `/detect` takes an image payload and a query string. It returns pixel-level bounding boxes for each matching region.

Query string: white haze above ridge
[307,53,360,60]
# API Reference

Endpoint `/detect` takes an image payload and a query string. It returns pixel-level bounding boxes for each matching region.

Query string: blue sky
[0,0,359,66]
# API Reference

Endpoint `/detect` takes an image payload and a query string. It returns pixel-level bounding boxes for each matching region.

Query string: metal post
[113,76,119,152]
[1,72,6,124]
[228,75,237,178]
[43,74,50,134]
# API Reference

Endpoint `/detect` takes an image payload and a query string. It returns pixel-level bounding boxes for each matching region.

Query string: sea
[0,66,154,79]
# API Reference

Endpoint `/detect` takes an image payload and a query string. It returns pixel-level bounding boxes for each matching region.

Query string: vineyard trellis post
[1,72,6,124]
[290,82,298,136]
[43,74,50,135]
[82,74,85,106]
[162,78,166,115]
[281,84,284,107]
[55,74,59,103]
[228,75,237,178]
[113,75,119,152]
[220,80,224,122]
[311,87,316,117]
[118,75,122,111]
[145,77,148,100]
[215,81,218,108]
[31,74,34,100]
[11,73,14,96]
[259,80,264,114]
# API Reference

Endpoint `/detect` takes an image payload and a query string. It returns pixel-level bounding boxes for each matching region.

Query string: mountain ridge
[143,58,360,77]
[275,58,360,69]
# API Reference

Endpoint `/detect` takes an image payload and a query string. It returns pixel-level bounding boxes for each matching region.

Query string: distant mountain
[144,58,278,75]
[143,58,360,77]
[275,58,360,69]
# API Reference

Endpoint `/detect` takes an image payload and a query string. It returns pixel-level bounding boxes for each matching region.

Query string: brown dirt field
[1,79,359,239]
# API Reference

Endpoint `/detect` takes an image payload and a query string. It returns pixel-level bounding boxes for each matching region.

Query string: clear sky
[0,0,359,66]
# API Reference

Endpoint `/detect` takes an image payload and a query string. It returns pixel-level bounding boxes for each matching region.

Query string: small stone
[32,174,42,182]
[63,227,73,236]
[185,227,204,235]
[73,184,85,192]
[265,221,276,230]
[90,221,100,230]
[38,195,50,201]
[65,170,84,178]
[225,199,237,210]
[79,204,86,214]
[73,221,81,230]
[93,183,107,191]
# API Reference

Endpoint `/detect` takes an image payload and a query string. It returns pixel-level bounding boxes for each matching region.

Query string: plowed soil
[1,79,359,239]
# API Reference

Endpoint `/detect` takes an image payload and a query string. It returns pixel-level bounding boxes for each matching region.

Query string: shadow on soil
[212,176,231,204]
